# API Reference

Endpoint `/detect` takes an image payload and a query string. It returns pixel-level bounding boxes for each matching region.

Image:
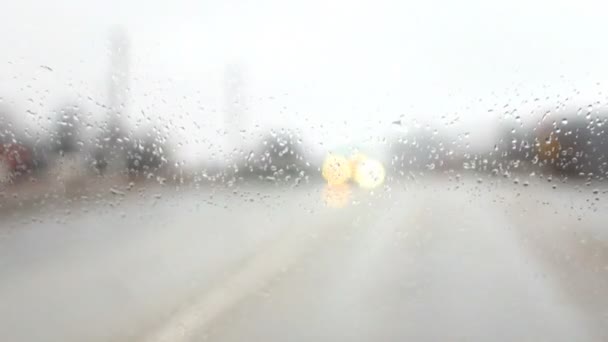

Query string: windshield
[1,0,607,341]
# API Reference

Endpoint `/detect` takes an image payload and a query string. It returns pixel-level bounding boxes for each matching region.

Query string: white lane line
[144,210,353,342]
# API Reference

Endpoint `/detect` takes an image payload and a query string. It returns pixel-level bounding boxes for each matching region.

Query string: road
[0,179,607,341]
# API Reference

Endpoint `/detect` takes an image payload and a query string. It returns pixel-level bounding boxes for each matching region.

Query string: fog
[3,1,608,340]
[2,0,608,159]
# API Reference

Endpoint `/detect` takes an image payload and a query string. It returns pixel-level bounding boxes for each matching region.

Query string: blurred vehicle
[536,114,608,178]
[322,152,385,190]
[0,143,33,183]
[493,107,608,179]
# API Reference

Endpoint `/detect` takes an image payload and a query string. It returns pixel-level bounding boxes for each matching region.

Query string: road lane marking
[143,209,358,342]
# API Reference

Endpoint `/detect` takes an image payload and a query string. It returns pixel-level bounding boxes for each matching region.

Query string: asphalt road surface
[1,178,607,341]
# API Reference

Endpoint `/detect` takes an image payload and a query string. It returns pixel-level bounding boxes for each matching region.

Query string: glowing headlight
[349,153,367,176]
[354,158,385,189]
[322,154,352,185]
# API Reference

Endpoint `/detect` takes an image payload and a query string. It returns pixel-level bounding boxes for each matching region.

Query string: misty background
[2,0,608,161]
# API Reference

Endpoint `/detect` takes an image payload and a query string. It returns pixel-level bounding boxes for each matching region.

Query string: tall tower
[223,64,247,149]
[106,27,130,146]
[93,28,131,174]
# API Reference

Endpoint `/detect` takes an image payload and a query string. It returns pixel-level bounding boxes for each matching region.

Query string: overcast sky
[1,0,608,160]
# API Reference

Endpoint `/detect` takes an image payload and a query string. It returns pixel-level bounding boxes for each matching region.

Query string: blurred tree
[92,145,109,175]
[536,115,608,177]
[51,105,81,155]
[0,105,19,145]
[491,107,608,178]
[389,129,451,175]
[125,132,170,179]
[487,119,538,175]
[238,129,310,182]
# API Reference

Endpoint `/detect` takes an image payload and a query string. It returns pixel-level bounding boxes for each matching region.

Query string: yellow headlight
[349,153,367,176]
[322,154,352,185]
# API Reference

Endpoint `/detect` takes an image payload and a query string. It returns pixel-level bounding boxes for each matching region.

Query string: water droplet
[109,188,125,196]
